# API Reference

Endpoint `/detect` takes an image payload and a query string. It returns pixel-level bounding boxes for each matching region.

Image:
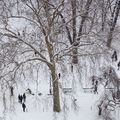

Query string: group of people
[18,93,26,112]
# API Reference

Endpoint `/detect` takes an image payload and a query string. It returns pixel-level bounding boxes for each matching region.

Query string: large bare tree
[0,0,68,112]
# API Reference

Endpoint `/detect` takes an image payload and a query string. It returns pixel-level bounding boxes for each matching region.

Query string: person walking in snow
[23,93,26,102]
[111,51,117,62]
[10,86,14,96]
[18,94,22,103]
[95,80,98,86]
[92,76,95,85]
[18,94,21,103]
[117,61,120,70]
[18,94,23,103]
[94,85,98,94]
[98,105,102,116]
[71,65,73,72]
[58,73,61,79]
[20,95,23,103]
[22,103,26,112]
[26,88,32,94]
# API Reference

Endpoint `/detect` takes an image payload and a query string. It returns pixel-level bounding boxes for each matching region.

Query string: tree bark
[77,0,92,41]
[44,1,61,112]
[101,0,108,31]
[71,0,78,64]
[50,64,61,112]
[107,0,120,47]
[72,0,92,64]
[45,38,61,112]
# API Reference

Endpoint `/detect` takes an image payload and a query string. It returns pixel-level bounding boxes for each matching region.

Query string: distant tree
[59,0,93,64]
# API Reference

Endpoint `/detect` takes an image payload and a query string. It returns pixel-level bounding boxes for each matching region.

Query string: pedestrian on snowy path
[22,103,26,112]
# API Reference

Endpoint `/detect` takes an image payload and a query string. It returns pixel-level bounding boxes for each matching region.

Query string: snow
[0,80,104,120]
[2,93,100,120]
[1,56,120,120]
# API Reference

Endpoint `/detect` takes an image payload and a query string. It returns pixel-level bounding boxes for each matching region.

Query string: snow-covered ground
[0,75,107,120]
[1,54,120,120]
[1,91,102,120]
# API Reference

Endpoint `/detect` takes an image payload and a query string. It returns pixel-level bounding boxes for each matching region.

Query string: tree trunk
[46,39,61,112]
[107,0,120,47]
[101,0,108,31]
[71,0,78,64]
[72,46,78,64]
[72,0,92,64]
[77,0,92,41]
[50,64,61,112]
[43,1,61,112]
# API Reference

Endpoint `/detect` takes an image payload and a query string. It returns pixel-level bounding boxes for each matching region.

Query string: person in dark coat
[98,106,102,115]
[26,88,32,94]
[117,61,120,70]
[92,76,95,85]
[18,94,21,103]
[18,94,23,103]
[22,103,26,112]
[94,85,98,94]
[10,86,14,96]
[95,80,98,86]
[71,65,73,72]
[23,93,26,102]
[58,73,61,79]
[103,72,107,78]
[112,92,116,101]
[20,95,23,103]
[111,51,117,62]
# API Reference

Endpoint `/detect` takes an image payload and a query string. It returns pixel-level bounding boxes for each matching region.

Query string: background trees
[0,0,120,113]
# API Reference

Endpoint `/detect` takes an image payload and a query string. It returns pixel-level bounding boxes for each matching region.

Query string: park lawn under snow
[1,55,120,120]
[0,84,105,120]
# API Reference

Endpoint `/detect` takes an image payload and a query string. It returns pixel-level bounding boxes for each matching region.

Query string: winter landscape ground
[0,60,120,120]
